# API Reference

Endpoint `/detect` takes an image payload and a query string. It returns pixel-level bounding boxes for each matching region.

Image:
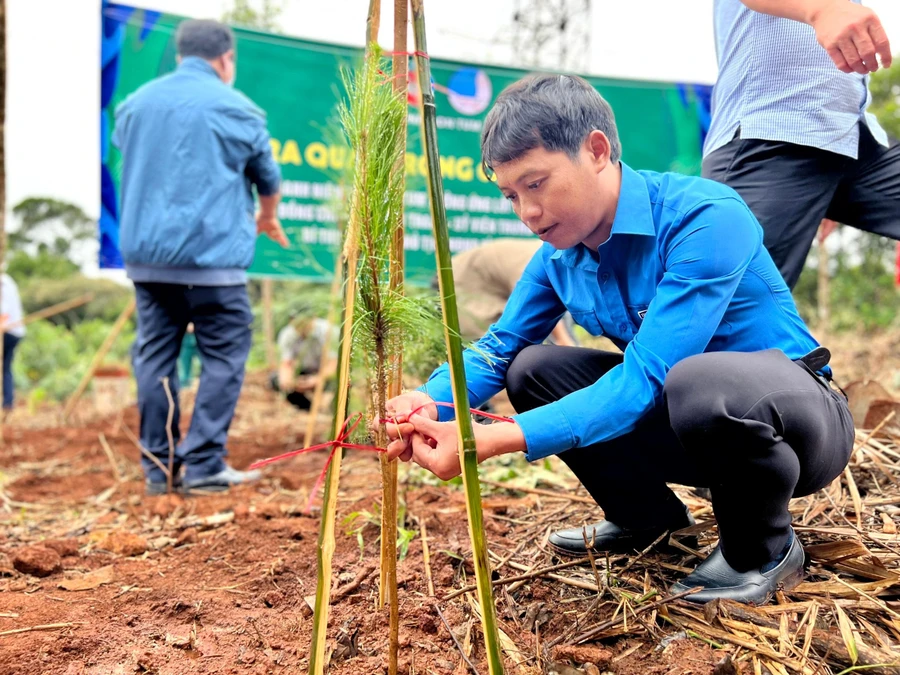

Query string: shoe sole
[548,536,698,560]
[182,485,231,495]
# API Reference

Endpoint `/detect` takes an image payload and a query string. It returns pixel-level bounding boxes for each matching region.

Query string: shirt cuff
[416,381,456,422]
[514,401,576,461]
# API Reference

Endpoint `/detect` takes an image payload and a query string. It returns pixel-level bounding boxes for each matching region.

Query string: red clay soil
[0,381,754,675]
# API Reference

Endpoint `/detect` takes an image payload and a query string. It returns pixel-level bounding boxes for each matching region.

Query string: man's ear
[585,130,611,173]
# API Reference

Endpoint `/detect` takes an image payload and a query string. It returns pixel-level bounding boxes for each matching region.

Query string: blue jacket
[113,57,281,285]
[421,163,822,461]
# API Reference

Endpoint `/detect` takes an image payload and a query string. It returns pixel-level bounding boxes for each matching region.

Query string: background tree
[221,0,284,32]
[9,197,94,258]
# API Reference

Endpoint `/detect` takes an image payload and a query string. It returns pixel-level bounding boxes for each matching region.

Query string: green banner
[108,7,710,284]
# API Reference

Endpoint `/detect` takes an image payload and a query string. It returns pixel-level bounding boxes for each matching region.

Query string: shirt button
[601,273,609,282]
[619,323,629,332]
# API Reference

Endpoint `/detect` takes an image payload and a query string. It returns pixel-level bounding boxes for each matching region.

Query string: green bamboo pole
[410,1,504,671]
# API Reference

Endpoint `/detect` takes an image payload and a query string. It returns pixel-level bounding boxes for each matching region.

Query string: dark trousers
[2,333,21,410]
[505,345,854,571]
[702,124,900,289]
[133,283,252,483]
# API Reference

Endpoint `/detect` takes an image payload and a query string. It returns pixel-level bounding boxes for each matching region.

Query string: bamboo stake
[309,8,381,671]
[1,293,94,332]
[62,297,136,422]
[261,278,276,370]
[410,1,504,671]
[308,238,357,675]
[302,262,341,450]
[375,4,409,673]
[0,0,6,443]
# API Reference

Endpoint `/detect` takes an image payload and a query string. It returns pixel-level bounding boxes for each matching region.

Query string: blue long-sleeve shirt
[422,163,822,461]
[113,57,281,286]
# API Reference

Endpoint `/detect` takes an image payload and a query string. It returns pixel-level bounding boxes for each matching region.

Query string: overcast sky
[7,0,900,263]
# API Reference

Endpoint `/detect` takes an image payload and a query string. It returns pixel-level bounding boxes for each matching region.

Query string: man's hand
[384,390,438,461]
[257,213,289,247]
[809,0,892,74]
[403,416,463,482]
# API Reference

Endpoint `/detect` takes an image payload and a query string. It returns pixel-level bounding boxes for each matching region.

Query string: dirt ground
[1,354,900,674]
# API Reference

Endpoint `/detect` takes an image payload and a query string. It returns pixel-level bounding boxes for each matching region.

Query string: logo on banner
[447,68,492,116]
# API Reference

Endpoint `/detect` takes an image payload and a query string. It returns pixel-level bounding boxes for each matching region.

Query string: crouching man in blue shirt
[385,75,854,604]
[114,20,286,495]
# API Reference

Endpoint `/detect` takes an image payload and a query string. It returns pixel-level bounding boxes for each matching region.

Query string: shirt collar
[550,162,656,266]
[178,56,220,79]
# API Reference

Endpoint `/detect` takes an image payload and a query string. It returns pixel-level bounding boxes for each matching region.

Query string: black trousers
[505,346,854,571]
[702,124,900,289]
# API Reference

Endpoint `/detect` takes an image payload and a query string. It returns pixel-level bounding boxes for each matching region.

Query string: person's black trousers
[133,283,253,483]
[505,345,854,571]
[702,124,900,289]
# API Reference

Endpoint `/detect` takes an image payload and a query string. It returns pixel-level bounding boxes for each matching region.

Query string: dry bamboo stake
[420,515,435,597]
[161,376,177,495]
[2,293,94,332]
[98,433,123,483]
[302,261,341,449]
[261,279,276,370]
[62,297,136,421]
[0,0,6,446]
[310,8,381,669]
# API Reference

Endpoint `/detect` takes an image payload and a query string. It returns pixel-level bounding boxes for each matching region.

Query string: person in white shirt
[1,274,26,411]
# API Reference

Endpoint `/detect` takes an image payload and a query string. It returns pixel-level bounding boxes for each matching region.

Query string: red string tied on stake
[249,403,514,513]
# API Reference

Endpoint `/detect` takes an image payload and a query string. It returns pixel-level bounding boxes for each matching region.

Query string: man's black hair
[176,19,235,60]
[481,74,622,175]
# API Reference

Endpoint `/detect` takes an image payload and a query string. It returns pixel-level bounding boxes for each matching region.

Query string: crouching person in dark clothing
[384,74,854,605]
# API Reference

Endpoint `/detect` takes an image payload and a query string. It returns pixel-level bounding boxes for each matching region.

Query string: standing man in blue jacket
[385,75,855,604]
[114,19,286,495]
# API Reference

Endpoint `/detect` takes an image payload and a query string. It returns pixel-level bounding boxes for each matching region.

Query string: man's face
[493,132,613,250]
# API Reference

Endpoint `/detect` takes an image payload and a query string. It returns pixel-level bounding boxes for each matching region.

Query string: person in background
[702,0,898,289]
[0,273,25,413]
[450,238,577,346]
[114,19,286,495]
[272,312,335,411]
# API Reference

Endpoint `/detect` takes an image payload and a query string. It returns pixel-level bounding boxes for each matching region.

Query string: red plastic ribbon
[248,403,513,512]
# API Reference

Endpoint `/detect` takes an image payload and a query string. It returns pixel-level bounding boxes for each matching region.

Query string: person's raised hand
[383,390,438,461]
[810,0,892,74]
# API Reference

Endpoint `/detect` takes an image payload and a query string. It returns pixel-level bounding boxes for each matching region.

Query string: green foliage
[14,319,135,402]
[870,62,900,139]
[10,197,94,256]
[19,276,134,327]
[795,231,900,333]
[6,249,78,280]
[221,0,284,32]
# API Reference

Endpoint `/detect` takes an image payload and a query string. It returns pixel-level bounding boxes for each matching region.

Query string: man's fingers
[870,23,892,68]
[385,421,415,441]
[851,32,878,72]
[386,439,410,461]
[409,414,440,435]
[839,38,868,74]
[827,45,853,73]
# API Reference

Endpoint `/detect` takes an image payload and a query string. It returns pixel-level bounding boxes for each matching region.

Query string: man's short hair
[175,19,235,60]
[481,74,622,174]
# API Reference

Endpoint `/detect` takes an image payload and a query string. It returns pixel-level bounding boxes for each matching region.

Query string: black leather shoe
[548,505,696,557]
[671,530,805,605]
